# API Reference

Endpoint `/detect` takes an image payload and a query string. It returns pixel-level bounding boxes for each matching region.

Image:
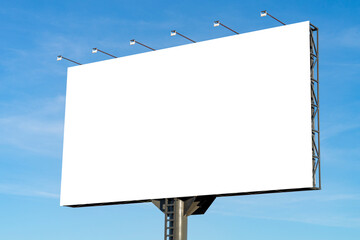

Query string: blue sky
[0,0,359,239]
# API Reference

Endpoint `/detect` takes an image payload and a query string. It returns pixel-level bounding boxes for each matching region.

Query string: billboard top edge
[67,21,310,70]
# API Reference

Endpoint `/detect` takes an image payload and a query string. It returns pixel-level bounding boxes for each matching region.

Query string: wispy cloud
[210,191,360,228]
[0,95,65,157]
[322,147,360,170]
[321,122,360,141]
[0,183,59,199]
[227,213,360,229]
[228,192,360,205]
[321,25,360,50]
[320,100,360,142]
[338,26,360,48]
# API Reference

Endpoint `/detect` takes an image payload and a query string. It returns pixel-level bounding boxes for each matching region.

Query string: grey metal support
[164,199,187,240]
[152,196,216,240]
[310,23,320,189]
[174,199,187,240]
[164,198,175,240]
[57,55,82,65]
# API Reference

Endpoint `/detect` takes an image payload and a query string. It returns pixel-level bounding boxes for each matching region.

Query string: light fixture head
[170,30,177,36]
[214,21,220,27]
[130,39,136,45]
[260,10,267,17]
[57,55,62,61]
[92,48,98,53]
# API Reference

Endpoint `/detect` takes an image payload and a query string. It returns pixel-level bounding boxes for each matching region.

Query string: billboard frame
[61,22,321,240]
[310,23,321,190]
[64,22,321,240]
[66,22,321,210]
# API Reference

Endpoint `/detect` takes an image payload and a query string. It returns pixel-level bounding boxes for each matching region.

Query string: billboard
[61,21,313,207]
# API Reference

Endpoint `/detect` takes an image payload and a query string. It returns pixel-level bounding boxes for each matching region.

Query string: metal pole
[267,13,286,25]
[174,199,187,240]
[154,196,214,240]
[219,23,239,34]
[60,56,82,65]
[136,41,156,51]
[176,32,196,43]
[97,49,117,58]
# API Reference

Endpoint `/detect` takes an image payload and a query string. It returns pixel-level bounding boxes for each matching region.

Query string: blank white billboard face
[61,21,312,206]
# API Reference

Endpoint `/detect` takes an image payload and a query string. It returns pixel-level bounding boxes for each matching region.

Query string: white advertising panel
[61,21,312,206]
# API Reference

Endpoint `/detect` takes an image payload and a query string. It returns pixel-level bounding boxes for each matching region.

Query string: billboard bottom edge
[61,187,320,208]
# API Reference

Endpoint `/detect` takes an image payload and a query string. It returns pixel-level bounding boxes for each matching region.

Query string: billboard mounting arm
[260,10,286,25]
[152,196,216,240]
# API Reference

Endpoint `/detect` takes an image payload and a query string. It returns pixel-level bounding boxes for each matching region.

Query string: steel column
[173,199,187,240]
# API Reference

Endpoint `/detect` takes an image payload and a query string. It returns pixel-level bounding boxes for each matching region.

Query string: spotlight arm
[57,55,82,65]
[219,23,239,34]
[130,40,156,51]
[261,11,286,25]
[93,48,117,58]
[267,13,286,25]
[171,31,196,43]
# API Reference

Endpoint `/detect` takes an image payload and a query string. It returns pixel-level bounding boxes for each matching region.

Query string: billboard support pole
[152,196,216,240]
[174,199,187,240]
[163,198,187,240]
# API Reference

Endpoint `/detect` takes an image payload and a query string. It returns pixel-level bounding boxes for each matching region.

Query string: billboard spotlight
[213,20,239,34]
[170,30,196,43]
[129,39,155,51]
[92,48,117,58]
[260,10,286,25]
[56,55,81,65]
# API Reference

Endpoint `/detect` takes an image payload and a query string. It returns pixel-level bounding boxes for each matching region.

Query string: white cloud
[0,183,59,199]
[321,122,360,141]
[339,27,360,48]
[210,191,360,228]
[0,96,65,157]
